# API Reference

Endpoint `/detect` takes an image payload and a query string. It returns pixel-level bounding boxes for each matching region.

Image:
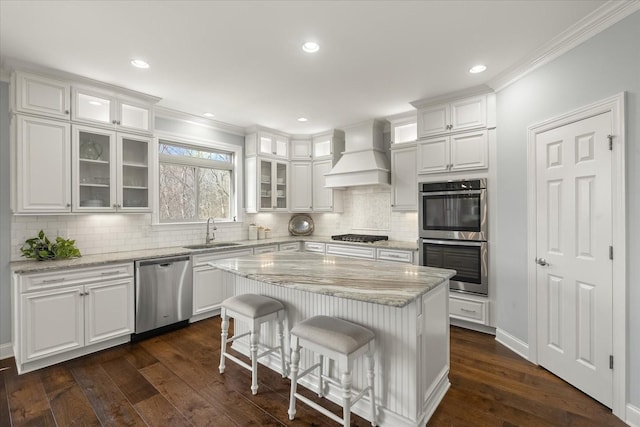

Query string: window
[158,141,235,223]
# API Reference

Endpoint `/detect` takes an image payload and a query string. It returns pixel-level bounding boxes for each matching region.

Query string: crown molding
[154,106,246,136]
[488,0,640,92]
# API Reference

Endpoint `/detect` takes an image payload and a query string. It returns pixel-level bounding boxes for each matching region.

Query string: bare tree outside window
[158,141,233,222]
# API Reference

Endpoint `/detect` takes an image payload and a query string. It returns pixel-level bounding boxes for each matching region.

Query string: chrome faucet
[206,217,217,244]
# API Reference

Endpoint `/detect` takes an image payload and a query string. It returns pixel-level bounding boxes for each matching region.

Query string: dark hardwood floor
[0,318,625,426]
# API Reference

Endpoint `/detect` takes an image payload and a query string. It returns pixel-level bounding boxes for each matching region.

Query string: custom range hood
[324,119,390,188]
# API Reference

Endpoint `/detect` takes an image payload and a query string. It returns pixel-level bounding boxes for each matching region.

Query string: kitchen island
[210,252,455,427]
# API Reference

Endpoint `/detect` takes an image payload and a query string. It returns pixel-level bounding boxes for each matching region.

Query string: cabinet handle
[65,110,70,115]
[42,278,65,284]
[460,308,477,314]
[101,271,121,276]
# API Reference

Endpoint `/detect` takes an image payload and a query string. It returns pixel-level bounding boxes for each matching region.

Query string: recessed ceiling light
[297,117,308,122]
[203,112,215,118]
[469,64,487,74]
[302,41,320,53]
[131,59,150,69]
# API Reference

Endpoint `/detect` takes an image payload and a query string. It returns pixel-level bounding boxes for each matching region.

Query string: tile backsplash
[10,187,417,261]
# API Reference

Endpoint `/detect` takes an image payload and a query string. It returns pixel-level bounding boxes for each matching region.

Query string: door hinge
[609,355,614,369]
[609,245,613,260]
[608,134,614,151]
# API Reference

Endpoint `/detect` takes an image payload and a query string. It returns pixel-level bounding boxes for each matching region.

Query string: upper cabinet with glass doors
[72,87,154,134]
[72,125,152,212]
[245,129,289,159]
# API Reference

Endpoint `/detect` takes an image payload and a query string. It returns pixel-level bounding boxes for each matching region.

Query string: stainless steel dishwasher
[135,255,193,338]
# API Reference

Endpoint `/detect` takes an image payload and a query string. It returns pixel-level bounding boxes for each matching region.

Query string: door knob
[536,258,549,266]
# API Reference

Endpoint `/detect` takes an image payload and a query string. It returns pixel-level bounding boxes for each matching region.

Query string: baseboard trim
[495,328,529,360]
[627,403,640,427]
[0,342,13,360]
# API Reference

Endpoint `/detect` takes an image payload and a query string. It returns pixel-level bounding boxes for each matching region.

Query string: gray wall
[1,82,11,347]
[495,11,640,406]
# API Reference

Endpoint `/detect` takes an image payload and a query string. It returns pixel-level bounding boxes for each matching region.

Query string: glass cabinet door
[260,160,273,209]
[73,88,114,126]
[275,161,287,209]
[74,126,116,210]
[118,134,151,210]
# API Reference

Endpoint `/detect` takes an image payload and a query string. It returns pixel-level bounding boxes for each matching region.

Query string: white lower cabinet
[192,249,253,319]
[449,293,489,325]
[278,242,300,251]
[376,248,414,264]
[13,263,134,374]
[326,243,375,259]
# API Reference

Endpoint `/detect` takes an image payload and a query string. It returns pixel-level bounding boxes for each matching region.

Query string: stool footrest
[226,331,251,343]
[292,362,322,382]
[257,345,281,360]
[295,392,344,425]
[223,353,253,372]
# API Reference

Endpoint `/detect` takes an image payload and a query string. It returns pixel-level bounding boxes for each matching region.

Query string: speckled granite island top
[210,252,455,307]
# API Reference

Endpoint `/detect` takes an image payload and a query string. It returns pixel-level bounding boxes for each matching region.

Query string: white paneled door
[535,112,613,407]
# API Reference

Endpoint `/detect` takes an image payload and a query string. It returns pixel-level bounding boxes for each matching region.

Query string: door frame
[526,93,626,417]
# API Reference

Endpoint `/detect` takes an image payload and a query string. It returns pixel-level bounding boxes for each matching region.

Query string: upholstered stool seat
[288,315,377,426]
[219,294,287,395]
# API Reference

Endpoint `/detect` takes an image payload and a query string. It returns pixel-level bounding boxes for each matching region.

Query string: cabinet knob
[113,204,118,208]
[65,110,70,115]
[117,120,121,125]
[112,120,117,124]
[66,203,71,208]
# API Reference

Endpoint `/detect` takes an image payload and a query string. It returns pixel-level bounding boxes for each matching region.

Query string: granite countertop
[210,252,455,307]
[10,236,419,274]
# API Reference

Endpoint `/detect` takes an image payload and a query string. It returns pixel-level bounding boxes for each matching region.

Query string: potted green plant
[21,230,82,261]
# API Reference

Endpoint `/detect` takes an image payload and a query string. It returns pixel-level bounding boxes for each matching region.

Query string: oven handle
[419,189,484,197]
[422,239,485,247]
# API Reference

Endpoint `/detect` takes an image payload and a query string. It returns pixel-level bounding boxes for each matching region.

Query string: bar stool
[288,315,377,427]
[219,293,287,395]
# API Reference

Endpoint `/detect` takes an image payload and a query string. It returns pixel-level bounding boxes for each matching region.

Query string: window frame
[153,131,243,226]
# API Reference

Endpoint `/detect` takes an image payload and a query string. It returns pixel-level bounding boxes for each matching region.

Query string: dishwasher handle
[136,255,191,268]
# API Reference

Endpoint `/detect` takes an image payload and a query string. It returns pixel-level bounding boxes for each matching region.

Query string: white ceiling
[0,0,609,134]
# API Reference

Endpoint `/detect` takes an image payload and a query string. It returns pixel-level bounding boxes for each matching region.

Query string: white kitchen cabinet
[279,242,300,251]
[13,263,134,374]
[417,129,488,174]
[290,161,313,211]
[12,71,71,119]
[246,131,289,159]
[12,115,72,213]
[304,242,326,254]
[326,243,376,259]
[416,94,486,138]
[192,249,253,319]
[290,138,313,160]
[312,129,345,160]
[449,293,489,325]
[390,143,417,210]
[376,248,415,264]
[72,124,152,212]
[290,159,344,213]
[245,157,288,212]
[312,159,343,212]
[72,86,153,134]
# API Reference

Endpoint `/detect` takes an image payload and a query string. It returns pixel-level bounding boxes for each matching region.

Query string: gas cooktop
[331,234,389,243]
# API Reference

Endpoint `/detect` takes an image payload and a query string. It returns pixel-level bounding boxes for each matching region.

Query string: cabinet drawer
[450,296,488,324]
[304,242,326,253]
[376,249,414,263]
[19,263,133,293]
[326,244,375,259]
[253,245,278,255]
[193,249,253,267]
[279,242,300,252]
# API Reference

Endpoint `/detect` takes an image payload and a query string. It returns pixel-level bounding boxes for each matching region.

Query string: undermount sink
[183,242,242,250]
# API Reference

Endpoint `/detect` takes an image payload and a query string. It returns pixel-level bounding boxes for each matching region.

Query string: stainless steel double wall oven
[419,179,488,295]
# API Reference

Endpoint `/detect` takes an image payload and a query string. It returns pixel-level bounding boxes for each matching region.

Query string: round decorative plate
[288,214,314,236]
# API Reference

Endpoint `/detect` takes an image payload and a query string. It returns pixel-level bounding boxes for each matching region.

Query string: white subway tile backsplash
[10,188,419,261]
